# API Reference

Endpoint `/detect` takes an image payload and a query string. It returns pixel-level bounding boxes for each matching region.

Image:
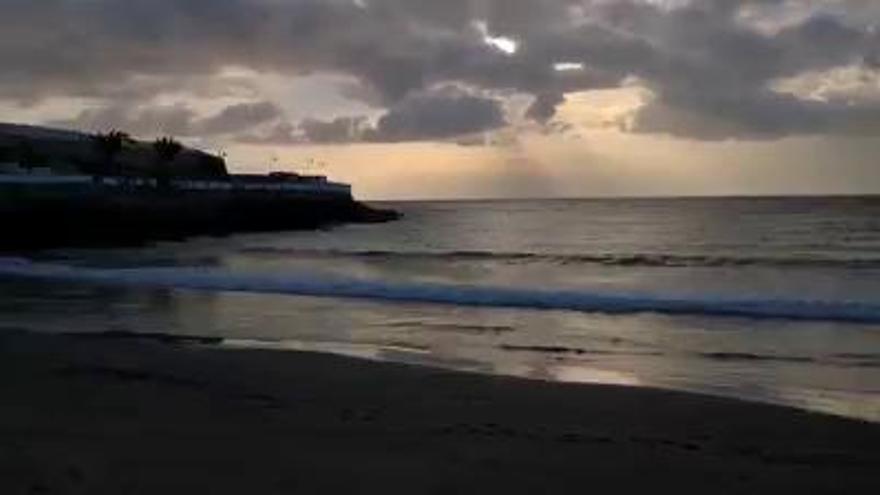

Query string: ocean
[1,197,878,421]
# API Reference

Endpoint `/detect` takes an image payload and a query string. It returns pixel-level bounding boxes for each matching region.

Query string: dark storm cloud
[3,0,880,141]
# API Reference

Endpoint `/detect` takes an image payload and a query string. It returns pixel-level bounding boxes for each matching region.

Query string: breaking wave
[240,247,880,269]
[2,258,880,324]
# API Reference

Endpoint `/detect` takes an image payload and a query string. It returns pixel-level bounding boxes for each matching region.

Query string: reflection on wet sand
[1,276,878,422]
[543,364,643,387]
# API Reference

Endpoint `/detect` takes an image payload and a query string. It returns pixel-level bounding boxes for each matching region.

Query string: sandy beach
[1,330,877,494]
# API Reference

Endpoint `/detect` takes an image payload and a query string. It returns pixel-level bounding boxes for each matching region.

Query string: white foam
[1,259,879,323]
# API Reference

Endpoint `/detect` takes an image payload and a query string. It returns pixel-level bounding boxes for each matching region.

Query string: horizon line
[367,193,880,203]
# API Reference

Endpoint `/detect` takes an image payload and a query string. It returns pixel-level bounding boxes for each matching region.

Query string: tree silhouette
[153,137,183,189]
[93,130,129,181]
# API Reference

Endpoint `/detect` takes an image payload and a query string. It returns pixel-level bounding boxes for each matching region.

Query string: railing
[176,179,351,196]
[0,174,93,185]
[0,174,353,197]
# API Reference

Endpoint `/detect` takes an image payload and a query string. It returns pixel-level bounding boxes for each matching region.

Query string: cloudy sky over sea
[4,0,880,198]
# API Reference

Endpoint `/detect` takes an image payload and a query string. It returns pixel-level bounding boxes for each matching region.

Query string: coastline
[0,192,399,250]
[2,330,877,493]
[0,122,401,250]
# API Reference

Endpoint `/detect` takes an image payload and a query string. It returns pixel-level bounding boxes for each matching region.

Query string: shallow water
[1,197,879,421]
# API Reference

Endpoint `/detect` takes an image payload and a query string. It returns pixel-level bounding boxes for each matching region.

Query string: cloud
[631,88,880,140]
[526,92,566,124]
[50,104,197,137]
[366,91,506,142]
[238,88,506,145]
[299,117,369,144]
[4,0,880,141]
[236,121,304,145]
[198,101,281,135]
[53,100,283,138]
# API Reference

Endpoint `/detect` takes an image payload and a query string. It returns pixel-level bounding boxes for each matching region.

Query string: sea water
[1,197,878,420]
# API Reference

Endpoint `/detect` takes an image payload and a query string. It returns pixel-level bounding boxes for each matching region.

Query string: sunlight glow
[486,36,518,55]
[771,64,880,104]
[475,21,519,56]
[554,62,585,72]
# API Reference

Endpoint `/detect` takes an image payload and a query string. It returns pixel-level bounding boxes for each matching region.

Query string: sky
[3,0,880,199]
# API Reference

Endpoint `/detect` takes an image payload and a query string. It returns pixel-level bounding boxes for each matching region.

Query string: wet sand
[1,330,877,494]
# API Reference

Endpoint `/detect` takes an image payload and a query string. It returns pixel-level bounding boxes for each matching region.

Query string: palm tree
[153,137,183,189]
[93,130,129,182]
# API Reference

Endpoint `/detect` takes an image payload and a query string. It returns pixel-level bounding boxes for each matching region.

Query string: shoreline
[7,329,879,423]
[1,330,877,493]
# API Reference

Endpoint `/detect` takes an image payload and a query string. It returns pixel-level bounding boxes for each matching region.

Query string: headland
[0,123,398,250]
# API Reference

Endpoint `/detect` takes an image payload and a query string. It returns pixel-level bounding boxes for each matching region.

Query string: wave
[2,258,880,323]
[500,344,662,357]
[381,320,517,334]
[240,247,880,269]
[698,352,816,364]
